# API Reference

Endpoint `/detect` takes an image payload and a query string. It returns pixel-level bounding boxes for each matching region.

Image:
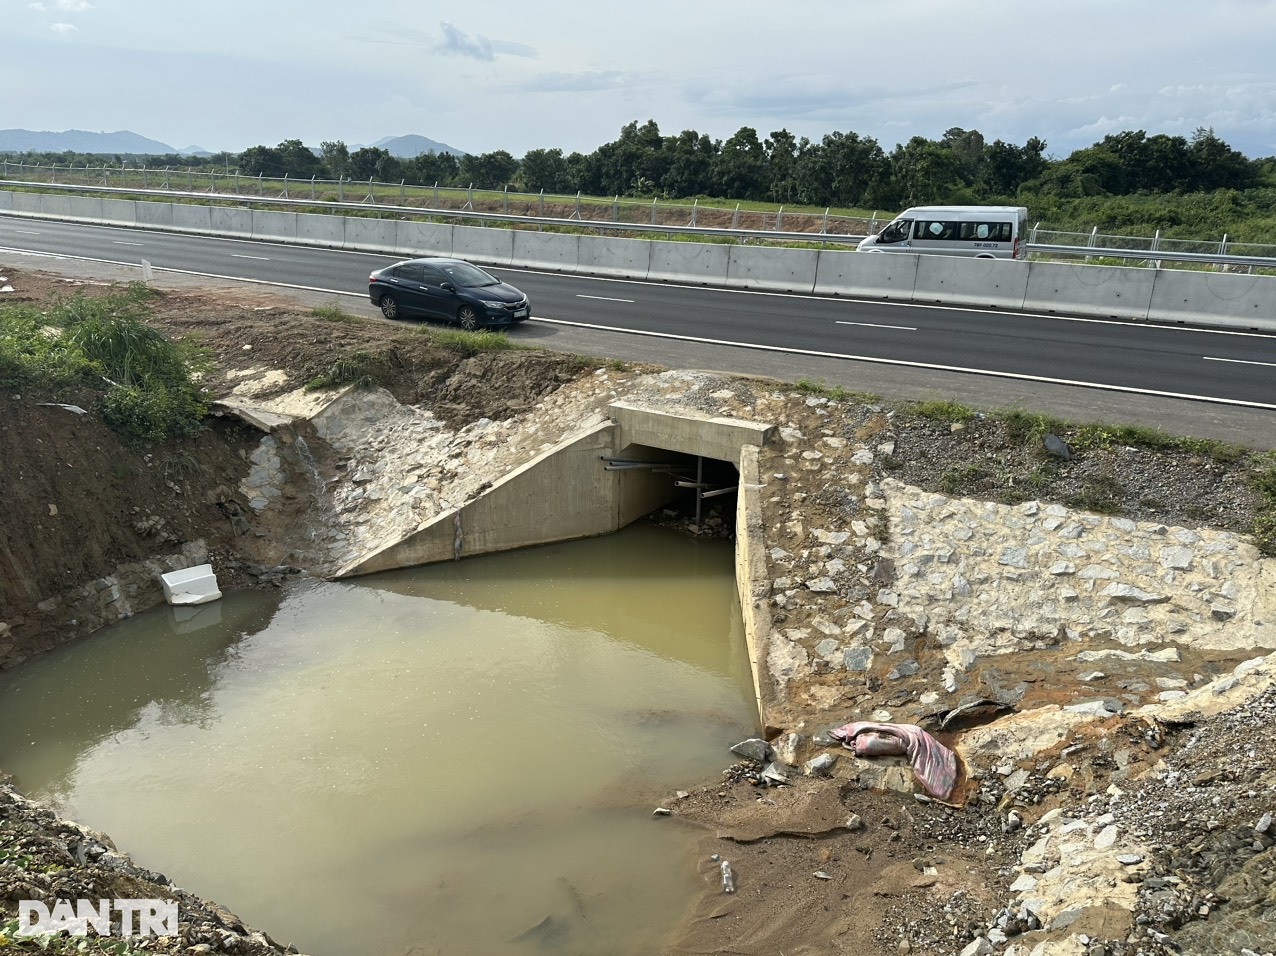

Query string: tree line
[222,123,1265,210]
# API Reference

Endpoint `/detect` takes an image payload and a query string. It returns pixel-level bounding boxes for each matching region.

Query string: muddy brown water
[0,524,758,955]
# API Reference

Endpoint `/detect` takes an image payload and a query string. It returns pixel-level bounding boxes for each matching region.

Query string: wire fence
[0,160,882,238]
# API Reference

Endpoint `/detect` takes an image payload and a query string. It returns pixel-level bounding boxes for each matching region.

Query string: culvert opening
[605,445,739,538]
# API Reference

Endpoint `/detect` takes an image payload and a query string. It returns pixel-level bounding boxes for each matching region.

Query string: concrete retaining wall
[1023,261,1154,320]
[913,256,1030,309]
[735,445,773,727]
[134,201,174,230]
[1148,269,1276,329]
[725,245,818,293]
[341,422,623,575]
[814,250,919,299]
[610,401,776,464]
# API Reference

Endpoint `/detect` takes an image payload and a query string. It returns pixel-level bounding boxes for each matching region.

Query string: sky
[7,0,1276,159]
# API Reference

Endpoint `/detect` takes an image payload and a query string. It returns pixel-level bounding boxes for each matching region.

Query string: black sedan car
[368,257,530,329]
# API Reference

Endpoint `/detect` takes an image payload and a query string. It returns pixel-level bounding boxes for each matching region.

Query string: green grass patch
[429,328,531,357]
[910,399,977,423]
[311,304,361,324]
[790,379,872,402]
[0,287,208,443]
[1065,474,1125,514]
[305,351,387,391]
[938,464,992,494]
[1251,452,1276,556]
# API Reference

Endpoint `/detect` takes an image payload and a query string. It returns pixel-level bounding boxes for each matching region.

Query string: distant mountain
[369,134,466,158]
[0,128,182,156]
[178,145,213,157]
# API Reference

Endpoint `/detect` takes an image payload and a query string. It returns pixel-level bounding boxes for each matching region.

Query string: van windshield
[878,219,911,243]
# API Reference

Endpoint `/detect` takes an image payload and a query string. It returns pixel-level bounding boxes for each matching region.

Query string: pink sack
[828,721,958,801]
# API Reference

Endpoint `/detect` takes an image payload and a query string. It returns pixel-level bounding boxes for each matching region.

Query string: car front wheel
[379,294,399,320]
[457,305,480,331]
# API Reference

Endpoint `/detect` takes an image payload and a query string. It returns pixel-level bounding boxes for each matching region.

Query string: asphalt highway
[3,215,1274,447]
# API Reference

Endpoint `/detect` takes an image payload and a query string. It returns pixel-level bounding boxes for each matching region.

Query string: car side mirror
[441,281,456,292]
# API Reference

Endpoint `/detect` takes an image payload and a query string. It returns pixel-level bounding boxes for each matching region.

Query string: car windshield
[439,262,499,287]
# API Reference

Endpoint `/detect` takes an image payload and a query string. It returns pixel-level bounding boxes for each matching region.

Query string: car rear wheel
[379,294,400,320]
[457,305,480,331]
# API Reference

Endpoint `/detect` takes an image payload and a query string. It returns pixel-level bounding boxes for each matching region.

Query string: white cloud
[52,0,93,9]
[50,22,78,34]
[436,22,493,61]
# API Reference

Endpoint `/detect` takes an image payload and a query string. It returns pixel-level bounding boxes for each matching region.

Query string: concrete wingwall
[734,445,773,728]
[3,190,1275,331]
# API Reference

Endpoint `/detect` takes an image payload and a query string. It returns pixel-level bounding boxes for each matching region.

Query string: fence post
[690,198,698,228]
[575,191,581,219]
[311,175,316,201]
[234,171,239,195]
[338,176,344,202]
[1151,229,1161,270]
[433,181,438,203]
[164,166,170,189]
[1085,225,1098,263]
[401,179,406,203]
[776,205,784,231]
[466,182,473,210]
[367,176,374,203]
[283,173,289,199]
[732,204,740,230]
[51,163,57,184]
[651,197,657,225]
[210,167,216,192]
[539,189,544,216]
[1217,234,1228,272]
[258,173,263,196]
[503,185,509,214]
[822,208,829,235]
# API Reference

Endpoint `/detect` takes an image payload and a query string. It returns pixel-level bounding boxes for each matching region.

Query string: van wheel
[379,295,399,320]
[457,305,480,331]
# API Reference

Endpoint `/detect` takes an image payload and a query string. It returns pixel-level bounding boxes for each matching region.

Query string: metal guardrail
[3,179,1276,272]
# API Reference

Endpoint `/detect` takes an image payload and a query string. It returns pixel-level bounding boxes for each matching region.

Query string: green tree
[320,140,350,179]
[715,127,768,201]
[660,130,718,198]
[459,150,519,189]
[520,148,572,193]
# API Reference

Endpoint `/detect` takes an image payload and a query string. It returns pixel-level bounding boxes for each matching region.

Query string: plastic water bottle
[720,859,735,894]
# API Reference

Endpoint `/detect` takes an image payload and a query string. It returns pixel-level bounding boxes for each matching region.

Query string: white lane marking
[112,240,144,246]
[231,253,270,260]
[576,294,635,303]
[1204,356,1276,368]
[530,315,1276,412]
[0,246,366,298]
[836,320,917,331]
[12,229,41,235]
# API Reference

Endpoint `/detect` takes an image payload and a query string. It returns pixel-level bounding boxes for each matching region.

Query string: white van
[858,206,1029,259]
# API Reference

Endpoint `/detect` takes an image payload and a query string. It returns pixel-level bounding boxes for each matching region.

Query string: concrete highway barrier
[725,245,818,293]
[510,230,579,270]
[453,224,514,266]
[172,204,213,235]
[913,255,1030,310]
[1148,268,1276,329]
[814,250,919,299]
[395,220,453,259]
[295,211,343,248]
[210,206,253,239]
[578,235,653,278]
[343,217,398,253]
[9,192,41,216]
[649,240,731,284]
[252,210,298,244]
[135,201,175,231]
[1023,261,1155,320]
[100,198,137,227]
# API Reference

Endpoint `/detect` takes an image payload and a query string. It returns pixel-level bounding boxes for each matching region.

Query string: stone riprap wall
[0,540,209,669]
[885,478,1276,665]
